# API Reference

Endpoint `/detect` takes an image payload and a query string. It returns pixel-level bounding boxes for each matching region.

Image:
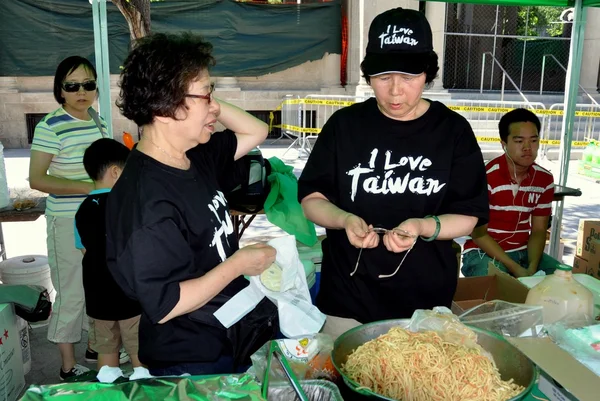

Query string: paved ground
[4,141,598,396]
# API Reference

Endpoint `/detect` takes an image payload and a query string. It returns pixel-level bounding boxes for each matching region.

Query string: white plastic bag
[214,235,326,338]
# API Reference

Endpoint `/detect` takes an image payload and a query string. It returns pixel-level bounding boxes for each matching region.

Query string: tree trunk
[112,0,151,43]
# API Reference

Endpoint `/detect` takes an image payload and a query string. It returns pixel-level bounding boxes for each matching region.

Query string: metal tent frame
[91,0,599,258]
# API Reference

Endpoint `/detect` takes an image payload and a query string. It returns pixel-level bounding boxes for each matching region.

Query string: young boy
[75,138,142,370]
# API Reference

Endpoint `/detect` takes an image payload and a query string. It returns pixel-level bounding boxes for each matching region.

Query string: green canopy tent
[430,0,598,258]
[90,0,598,259]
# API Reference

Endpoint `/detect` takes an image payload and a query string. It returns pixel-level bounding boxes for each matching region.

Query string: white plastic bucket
[0,255,55,327]
[17,317,31,375]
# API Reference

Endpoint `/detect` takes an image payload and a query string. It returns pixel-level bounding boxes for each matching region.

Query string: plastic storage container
[525,265,594,325]
[519,273,600,319]
[0,255,55,327]
[582,140,596,163]
[594,142,600,166]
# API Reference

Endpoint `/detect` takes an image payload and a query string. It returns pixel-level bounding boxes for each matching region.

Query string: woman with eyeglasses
[29,56,108,380]
[104,32,277,376]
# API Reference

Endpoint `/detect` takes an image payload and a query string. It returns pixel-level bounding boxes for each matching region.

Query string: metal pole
[519,8,530,91]
[91,0,113,138]
[490,6,499,90]
[480,52,487,94]
[549,0,587,258]
[501,73,506,102]
[99,0,112,138]
[540,55,547,95]
[91,0,103,108]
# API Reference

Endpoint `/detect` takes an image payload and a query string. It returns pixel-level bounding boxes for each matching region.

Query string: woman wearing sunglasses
[104,32,276,376]
[29,56,108,380]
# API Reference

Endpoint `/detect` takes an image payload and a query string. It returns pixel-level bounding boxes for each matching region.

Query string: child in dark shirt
[75,138,143,370]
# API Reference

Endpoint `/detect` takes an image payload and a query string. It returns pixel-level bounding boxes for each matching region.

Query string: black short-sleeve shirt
[75,190,141,321]
[106,131,247,367]
[298,98,489,323]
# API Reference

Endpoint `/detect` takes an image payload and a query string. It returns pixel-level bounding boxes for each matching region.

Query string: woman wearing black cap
[298,7,489,339]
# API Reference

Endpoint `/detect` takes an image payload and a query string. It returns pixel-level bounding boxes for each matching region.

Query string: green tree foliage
[517,6,565,37]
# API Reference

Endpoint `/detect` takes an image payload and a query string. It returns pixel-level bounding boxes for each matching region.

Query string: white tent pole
[91,0,113,138]
[548,0,587,258]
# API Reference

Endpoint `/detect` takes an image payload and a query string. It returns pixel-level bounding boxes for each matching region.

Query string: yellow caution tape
[280,124,321,134]
[448,106,600,117]
[475,137,501,143]
[276,99,600,117]
[270,99,600,144]
[303,99,356,107]
[449,106,515,113]
[475,137,590,146]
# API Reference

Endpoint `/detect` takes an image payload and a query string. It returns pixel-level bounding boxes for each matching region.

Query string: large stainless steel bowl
[331,319,536,401]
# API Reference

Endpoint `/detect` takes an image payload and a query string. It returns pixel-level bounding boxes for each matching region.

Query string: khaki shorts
[46,216,85,343]
[88,315,140,354]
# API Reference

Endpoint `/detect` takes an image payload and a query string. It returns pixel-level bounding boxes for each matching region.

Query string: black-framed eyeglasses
[185,83,215,103]
[62,81,97,93]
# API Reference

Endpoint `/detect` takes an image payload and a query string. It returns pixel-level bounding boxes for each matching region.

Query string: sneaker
[60,364,90,381]
[85,349,130,364]
[119,350,130,364]
[85,348,98,363]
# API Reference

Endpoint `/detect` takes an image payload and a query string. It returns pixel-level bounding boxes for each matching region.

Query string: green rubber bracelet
[420,215,440,242]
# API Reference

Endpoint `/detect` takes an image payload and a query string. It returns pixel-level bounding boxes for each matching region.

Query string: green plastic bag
[264,157,317,247]
[20,374,264,401]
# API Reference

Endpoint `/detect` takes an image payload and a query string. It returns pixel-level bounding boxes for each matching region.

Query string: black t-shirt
[105,131,247,367]
[75,191,141,321]
[298,98,489,323]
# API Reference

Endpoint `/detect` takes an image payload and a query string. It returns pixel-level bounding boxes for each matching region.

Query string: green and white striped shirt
[31,107,109,217]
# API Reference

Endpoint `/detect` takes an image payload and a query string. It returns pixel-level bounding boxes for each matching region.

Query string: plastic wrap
[458,300,545,338]
[408,306,481,349]
[249,334,337,384]
[546,320,600,376]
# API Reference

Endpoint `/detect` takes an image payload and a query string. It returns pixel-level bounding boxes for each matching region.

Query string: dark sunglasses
[185,83,215,103]
[62,81,97,93]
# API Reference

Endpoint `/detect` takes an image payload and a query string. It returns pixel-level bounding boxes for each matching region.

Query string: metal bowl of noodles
[331,319,536,401]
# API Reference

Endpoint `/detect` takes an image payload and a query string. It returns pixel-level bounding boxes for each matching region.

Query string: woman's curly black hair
[117,32,216,126]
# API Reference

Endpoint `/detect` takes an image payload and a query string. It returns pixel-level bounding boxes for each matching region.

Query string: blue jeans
[461,249,561,277]
[148,354,235,377]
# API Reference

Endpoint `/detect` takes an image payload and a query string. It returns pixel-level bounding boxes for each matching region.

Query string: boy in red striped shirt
[462,108,561,277]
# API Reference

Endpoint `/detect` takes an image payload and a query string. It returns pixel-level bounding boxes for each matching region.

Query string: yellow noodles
[343,327,524,401]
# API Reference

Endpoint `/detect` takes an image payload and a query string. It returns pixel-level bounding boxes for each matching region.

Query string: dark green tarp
[0,0,341,77]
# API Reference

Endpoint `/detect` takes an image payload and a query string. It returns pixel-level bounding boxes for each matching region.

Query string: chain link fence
[443,4,571,93]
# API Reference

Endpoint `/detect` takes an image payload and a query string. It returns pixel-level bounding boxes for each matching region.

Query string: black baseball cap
[361,8,433,77]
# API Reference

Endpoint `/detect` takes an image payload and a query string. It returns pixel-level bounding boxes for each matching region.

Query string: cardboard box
[576,219,600,261]
[453,263,600,401]
[538,370,579,401]
[451,263,530,314]
[0,303,25,401]
[509,337,600,401]
[573,254,600,280]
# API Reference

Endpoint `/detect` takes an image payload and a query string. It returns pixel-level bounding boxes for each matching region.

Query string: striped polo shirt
[30,107,109,218]
[464,155,554,253]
